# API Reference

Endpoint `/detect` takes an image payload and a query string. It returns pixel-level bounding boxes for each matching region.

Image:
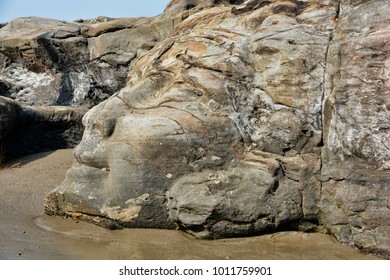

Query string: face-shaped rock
[45,29,244,231]
[45,1,331,238]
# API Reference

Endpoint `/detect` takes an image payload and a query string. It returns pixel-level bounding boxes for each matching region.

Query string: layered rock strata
[45,0,335,236]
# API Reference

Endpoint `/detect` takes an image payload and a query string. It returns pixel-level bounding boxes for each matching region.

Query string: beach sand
[0,149,380,260]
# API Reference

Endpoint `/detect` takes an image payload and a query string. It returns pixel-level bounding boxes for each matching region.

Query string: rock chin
[1,0,389,258]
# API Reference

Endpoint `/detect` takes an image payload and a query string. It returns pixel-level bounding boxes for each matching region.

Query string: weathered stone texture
[0,12,185,107]
[46,0,337,239]
[2,0,389,257]
[321,0,390,257]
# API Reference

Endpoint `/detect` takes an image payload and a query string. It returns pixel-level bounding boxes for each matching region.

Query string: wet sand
[0,149,380,260]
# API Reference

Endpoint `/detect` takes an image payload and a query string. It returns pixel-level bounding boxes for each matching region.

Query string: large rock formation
[2,0,389,257]
[0,13,181,107]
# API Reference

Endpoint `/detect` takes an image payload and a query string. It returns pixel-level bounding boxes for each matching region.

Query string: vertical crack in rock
[321,0,340,145]
[320,0,341,195]
[319,0,390,257]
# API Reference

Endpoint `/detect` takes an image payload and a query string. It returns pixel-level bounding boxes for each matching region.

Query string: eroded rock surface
[3,0,384,257]
[46,0,333,236]
[320,0,390,257]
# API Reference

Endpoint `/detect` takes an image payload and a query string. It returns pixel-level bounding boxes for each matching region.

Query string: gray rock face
[320,0,390,258]
[0,97,19,139]
[20,0,388,257]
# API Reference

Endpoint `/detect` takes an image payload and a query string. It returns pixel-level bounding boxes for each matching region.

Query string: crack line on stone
[160,104,209,128]
[319,0,341,213]
[253,26,302,42]
[321,0,341,141]
[115,94,133,110]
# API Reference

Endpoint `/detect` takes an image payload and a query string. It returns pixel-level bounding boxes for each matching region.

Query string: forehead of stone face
[127,25,250,108]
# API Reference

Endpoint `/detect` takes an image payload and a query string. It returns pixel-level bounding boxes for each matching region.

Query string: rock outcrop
[0,12,184,107]
[2,0,389,258]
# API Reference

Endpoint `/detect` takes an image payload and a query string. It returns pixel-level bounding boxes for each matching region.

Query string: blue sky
[0,0,172,23]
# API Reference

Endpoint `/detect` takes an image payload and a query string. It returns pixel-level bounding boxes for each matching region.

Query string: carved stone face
[46,5,326,238]
[46,33,248,230]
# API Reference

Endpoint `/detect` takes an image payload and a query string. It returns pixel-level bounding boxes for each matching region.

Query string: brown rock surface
[0,4,191,159]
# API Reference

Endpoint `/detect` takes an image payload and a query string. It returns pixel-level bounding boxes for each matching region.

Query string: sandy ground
[0,149,380,260]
